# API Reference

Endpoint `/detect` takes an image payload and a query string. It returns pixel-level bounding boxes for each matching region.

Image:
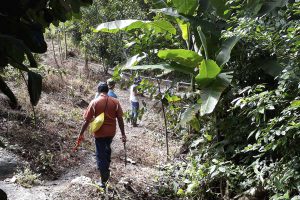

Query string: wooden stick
[124,142,127,166]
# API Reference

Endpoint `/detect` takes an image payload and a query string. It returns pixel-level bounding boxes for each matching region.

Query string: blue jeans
[95,137,113,183]
[131,101,139,124]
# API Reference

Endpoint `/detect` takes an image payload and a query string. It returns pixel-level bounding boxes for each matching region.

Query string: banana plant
[94,0,241,116]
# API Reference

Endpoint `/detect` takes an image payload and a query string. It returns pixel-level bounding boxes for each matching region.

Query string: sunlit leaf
[95,20,148,33]
[196,60,221,88]
[122,53,147,69]
[197,26,208,59]
[151,8,183,19]
[158,49,203,69]
[177,19,190,41]
[95,20,176,35]
[172,0,198,16]
[204,133,212,141]
[165,94,181,102]
[290,100,300,108]
[177,188,185,196]
[147,20,177,35]
[122,63,173,74]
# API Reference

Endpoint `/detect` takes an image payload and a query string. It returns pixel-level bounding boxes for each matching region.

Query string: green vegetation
[1,0,300,199]
[94,0,300,199]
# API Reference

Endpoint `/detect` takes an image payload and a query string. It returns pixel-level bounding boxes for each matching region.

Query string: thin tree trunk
[84,50,89,78]
[191,74,195,92]
[104,59,109,75]
[51,38,60,67]
[64,29,68,59]
[157,79,169,158]
[57,32,62,63]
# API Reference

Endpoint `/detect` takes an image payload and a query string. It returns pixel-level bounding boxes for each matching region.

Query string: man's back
[84,94,123,138]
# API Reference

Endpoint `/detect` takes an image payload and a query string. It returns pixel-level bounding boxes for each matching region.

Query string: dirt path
[0,55,181,199]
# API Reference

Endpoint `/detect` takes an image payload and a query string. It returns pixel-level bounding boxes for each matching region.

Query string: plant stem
[51,38,59,67]
[162,101,169,157]
[64,25,68,59]
[157,79,169,158]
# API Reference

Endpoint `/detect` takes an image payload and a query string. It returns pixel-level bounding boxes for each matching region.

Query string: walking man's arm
[117,116,126,143]
[78,120,90,137]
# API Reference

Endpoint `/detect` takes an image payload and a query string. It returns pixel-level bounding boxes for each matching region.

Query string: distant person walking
[95,78,117,99]
[107,78,117,98]
[77,82,126,188]
[130,77,142,127]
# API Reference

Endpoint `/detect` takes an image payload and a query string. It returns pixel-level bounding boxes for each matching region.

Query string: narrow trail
[0,53,181,199]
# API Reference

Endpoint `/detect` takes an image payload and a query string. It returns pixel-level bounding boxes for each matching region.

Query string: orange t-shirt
[84,94,123,138]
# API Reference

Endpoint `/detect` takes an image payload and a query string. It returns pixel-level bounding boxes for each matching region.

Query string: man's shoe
[96,181,106,188]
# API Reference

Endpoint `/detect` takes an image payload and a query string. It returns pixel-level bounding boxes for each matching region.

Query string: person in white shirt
[130,77,141,127]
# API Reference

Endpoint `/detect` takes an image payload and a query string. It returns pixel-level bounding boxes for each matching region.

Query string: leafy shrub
[14,167,42,188]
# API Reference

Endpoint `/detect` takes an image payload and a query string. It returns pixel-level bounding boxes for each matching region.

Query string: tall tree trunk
[51,38,60,67]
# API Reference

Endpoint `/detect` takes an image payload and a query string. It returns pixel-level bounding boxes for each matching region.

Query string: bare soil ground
[0,50,181,199]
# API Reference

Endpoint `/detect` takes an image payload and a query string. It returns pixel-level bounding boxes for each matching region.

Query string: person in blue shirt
[95,78,117,99]
[107,78,117,98]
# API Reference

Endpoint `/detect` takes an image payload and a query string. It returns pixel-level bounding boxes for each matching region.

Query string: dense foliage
[96,0,300,199]
[157,1,300,199]
[65,0,150,72]
[1,0,299,199]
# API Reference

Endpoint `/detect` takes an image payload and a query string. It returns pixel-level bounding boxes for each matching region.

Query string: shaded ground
[0,51,181,199]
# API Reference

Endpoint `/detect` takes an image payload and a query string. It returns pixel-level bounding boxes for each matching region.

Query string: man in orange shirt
[77,82,126,188]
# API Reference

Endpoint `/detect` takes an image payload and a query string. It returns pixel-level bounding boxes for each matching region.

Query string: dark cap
[97,82,109,93]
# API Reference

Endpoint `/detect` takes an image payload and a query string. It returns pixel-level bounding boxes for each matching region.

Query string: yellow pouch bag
[89,97,109,133]
[89,112,105,133]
